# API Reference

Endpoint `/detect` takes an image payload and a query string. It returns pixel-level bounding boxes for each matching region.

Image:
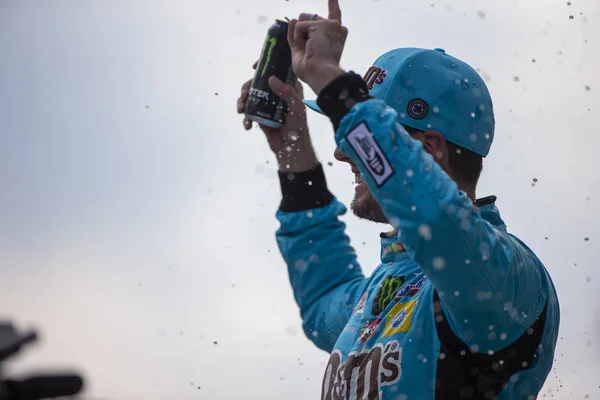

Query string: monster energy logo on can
[372,276,405,315]
[258,36,278,77]
[244,19,296,129]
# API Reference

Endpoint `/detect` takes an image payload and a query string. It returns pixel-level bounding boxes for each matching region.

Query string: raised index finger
[328,0,342,22]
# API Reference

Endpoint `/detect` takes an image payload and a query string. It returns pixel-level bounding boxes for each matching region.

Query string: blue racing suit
[274,72,559,399]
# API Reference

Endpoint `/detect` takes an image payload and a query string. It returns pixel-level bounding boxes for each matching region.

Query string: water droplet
[433,106,440,113]
[294,259,309,272]
[477,10,486,18]
[418,224,432,241]
[469,133,478,141]
[513,76,520,82]
[432,256,446,270]
[406,169,414,177]
[470,112,476,118]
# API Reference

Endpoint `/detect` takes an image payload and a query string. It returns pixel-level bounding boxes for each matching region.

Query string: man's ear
[422,130,447,161]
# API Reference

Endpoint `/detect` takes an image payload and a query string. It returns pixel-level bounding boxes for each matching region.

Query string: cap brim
[303,99,324,114]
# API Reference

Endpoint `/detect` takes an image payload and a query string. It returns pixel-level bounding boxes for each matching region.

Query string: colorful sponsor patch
[359,318,383,343]
[382,242,406,257]
[395,276,427,301]
[353,290,368,315]
[382,299,417,337]
[372,276,404,315]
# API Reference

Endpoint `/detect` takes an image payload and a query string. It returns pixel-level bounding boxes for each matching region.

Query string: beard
[350,181,389,224]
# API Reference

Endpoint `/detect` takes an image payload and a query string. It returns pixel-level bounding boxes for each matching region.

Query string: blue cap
[304,48,495,157]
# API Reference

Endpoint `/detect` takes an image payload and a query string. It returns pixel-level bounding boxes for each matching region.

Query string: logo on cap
[363,66,388,90]
[407,99,428,120]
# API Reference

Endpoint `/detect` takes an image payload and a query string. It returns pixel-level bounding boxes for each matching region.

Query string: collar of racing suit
[379,195,506,263]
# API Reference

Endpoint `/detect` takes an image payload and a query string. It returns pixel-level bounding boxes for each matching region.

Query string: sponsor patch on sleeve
[345,122,394,187]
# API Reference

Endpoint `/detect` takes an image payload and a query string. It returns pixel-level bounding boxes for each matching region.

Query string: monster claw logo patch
[372,276,405,315]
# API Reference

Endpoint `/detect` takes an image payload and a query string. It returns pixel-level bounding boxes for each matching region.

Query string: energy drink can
[244,19,297,129]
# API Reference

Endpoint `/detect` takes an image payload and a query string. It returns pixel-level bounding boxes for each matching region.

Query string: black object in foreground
[0,321,84,400]
[244,19,297,129]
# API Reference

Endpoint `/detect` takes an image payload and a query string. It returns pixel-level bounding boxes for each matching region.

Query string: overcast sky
[1,0,599,399]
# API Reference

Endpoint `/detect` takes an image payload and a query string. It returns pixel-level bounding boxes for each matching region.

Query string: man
[237,2,559,398]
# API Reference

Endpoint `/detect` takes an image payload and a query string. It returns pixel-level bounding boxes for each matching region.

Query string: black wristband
[278,164,334,212]
[316,72,373,131]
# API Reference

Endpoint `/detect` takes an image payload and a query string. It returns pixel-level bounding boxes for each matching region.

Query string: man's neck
[458,183,476,202]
